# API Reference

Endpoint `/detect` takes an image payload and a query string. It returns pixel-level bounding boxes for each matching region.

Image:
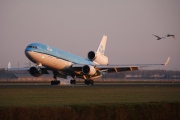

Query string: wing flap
[102,67,138,73]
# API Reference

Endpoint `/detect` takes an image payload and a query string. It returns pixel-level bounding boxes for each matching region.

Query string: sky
[0,0,180,70]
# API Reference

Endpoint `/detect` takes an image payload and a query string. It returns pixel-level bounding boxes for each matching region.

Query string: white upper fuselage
[25,43,95,71]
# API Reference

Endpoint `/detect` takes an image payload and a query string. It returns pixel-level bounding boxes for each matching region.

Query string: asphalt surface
[0,82,180,88]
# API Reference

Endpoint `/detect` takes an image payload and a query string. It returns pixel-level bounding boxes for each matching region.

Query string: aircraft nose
[24,49,36,63]
[24,49,30,58]
[24,46,33,59]
[24,47,30,55]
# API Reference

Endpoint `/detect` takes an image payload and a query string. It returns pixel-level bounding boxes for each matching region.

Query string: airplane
[7,35,170,85]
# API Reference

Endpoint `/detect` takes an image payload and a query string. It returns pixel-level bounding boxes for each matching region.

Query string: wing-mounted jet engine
[29,67,42,77]
[29,66,49,77]
[82,65,96,76]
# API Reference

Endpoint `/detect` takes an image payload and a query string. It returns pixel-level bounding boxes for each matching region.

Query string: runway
[0,82,180,88]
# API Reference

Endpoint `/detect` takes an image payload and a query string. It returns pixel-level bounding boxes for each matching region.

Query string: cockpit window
[28,46,37,49]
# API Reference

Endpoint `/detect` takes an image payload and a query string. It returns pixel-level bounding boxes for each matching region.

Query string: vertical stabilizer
[87,35,108,65]
[96,35,107,55]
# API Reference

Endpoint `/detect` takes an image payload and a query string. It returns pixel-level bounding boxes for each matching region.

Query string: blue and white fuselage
[25,43,95,71]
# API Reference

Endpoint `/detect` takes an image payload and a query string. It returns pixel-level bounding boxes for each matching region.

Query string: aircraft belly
[51,57,72,70]
[28,52,72,70]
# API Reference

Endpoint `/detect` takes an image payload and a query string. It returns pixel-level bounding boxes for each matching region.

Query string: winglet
[164,57,170,66]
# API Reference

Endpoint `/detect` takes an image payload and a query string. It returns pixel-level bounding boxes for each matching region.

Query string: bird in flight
[152,34,165,40]
[166,34,175,39]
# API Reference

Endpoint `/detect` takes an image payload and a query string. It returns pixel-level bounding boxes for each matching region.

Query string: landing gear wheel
[51,80,60,85]
[84,80,94,85]
[70,80,76,84]
[90,80,94,85]
[84,80,89,85]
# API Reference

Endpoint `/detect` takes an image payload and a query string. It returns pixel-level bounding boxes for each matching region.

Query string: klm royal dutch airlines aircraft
[8,35,170,85]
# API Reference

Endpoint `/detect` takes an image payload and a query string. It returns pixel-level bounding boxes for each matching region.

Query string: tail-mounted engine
[29,67,42,77]
[88,51,108,65]
[82,65,96,76]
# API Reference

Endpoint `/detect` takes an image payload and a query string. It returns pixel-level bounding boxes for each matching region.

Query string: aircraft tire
[70,80,73,84]
[90,80,94,85]
[84,80,90,85]
[70,80,76,84]
[85,80,94,85]
[51,80,60,85]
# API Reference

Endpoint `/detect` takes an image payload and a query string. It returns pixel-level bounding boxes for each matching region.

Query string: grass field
[0,83,180,107]
[0,83,180,119]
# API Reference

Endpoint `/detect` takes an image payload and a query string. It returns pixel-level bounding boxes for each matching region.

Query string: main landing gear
[70,79,76,84]
[84,80,94,85]
[51,80,60,85]
[51,71,60,85]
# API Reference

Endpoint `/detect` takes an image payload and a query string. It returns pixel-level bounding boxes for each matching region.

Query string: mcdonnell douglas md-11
[8,35,170,85]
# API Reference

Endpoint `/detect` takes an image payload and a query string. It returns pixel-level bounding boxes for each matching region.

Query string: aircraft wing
[72,57,170,73]
[7,67,30,71]
[95,64,158,73]
[7,65,49,74]
[95,65,139,73]
[95,57,170,73]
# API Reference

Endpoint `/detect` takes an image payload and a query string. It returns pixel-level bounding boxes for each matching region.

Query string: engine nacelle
[88,51,96,60]
[29,67,42,77]
[88,51,108,65]
[82,65,96,76]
